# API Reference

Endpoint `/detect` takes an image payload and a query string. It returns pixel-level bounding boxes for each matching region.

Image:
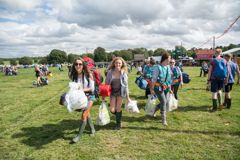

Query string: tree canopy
[47,49,67,64]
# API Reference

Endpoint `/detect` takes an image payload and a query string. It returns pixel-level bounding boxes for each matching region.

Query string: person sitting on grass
[34,65,43,86]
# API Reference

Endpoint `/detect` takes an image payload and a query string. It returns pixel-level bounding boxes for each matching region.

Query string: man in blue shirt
[223,53,240,109]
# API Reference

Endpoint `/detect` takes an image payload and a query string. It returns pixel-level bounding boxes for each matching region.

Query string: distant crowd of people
[2,65,18,76]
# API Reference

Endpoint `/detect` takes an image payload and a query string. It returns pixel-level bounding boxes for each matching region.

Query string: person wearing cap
[223,53,240,109]
[207,48,229,112]
[170,59,183,100]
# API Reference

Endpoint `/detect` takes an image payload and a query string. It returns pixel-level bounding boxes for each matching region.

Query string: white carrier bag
[96,101,110,126]
[65,82,88,112]
[166,93,178,112]
[145,95,157,116]
[125,100,140,113]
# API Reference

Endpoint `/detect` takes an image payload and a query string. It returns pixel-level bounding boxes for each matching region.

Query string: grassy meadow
[0,66,239,160]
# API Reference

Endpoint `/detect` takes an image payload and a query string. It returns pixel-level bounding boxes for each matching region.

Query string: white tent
[222,48,240,55]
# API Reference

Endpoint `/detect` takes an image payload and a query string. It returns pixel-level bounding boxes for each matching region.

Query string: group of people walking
[207,48,240,112]
[69,52,184,143]
[68,48,239,143]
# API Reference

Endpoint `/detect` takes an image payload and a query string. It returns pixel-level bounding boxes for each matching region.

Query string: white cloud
[0,0,239,58]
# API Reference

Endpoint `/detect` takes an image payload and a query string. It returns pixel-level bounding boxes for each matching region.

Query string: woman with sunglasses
[150,52,172,126]
[69,57,96,143]
[170,59,183,100]
[105,57,130,130]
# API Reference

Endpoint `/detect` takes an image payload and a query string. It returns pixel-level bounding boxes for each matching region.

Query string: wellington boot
[72,121,87,143]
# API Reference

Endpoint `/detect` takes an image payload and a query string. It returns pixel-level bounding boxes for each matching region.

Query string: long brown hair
[70,57,91,82]
[161,52,170,63]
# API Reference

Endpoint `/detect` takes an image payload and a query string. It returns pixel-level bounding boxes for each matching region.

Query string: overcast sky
[0,0,239,58]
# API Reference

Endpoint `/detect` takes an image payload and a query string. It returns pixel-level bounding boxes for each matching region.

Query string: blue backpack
[135,76,148,89]
[212,58,227,80]
[182,72,190,84]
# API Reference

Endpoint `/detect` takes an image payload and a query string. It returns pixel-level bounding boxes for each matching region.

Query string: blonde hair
[109,57,128,73]
[215,48,222,55]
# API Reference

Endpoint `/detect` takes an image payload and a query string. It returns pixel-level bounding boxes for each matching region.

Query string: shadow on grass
[183,87,206,91]
[12,119,87,149]
[122,126,240,136]
[130,95,147,100]
[176,105,211,112]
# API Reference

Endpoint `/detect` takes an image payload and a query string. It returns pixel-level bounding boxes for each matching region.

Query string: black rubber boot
[115,111,122,130]
[217,93,223,110]
[87,117,95,136]
[211,99,218,112]
[223,95,227,106]
[72,121,87,143]
[226,99,232,109]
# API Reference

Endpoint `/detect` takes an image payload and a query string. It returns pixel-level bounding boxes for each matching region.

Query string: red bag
[99,84,111,97]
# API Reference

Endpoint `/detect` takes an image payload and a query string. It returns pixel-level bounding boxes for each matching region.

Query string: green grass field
[0,67,239,160]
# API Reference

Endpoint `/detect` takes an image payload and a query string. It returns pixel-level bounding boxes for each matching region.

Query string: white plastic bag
[96,101,110,126]
[125,100,140,113]
[65,82,88,112]
[145,95,157,116]
[166,93,178,112]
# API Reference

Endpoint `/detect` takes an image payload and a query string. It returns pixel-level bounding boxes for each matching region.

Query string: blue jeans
[154,88,169,112]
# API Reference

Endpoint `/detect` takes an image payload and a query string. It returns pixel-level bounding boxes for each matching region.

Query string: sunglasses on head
[74,63,83,66]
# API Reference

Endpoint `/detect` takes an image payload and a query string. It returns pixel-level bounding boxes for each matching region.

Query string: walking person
[70,57,96,143]
[223,53,240,109]
[105,57,131,130]
[200,61,208,77]
[143,59,155,98]
[150,52,172,126]
[207,48,229,112]
[170,59,183,100]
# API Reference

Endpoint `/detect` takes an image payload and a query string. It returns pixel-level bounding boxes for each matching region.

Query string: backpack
[212,58,227,80]
[135,76,148,89]
[83,57,103,98]
[182,72,190,84]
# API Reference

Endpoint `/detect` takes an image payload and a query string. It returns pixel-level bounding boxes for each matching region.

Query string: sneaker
[72,136,80,143]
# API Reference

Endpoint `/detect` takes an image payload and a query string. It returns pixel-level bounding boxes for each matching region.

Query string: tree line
[0,43,239,65]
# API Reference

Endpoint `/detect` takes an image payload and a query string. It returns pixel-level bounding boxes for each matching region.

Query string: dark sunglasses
[74,63,83,66]
[170,61,175,63]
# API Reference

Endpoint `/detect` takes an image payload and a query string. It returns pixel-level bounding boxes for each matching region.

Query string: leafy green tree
[68,54,80,63]
[94,47,107,62]
[10,59,17,65]
[153,48,166,56]
[81,53,94,59]
[173,46,187,58]
[38,57,48,64]
[19,57,33,65]
[118,50,133,61]
[186,49,196,58]
[0,59,4,65]
[47,49,67,64]
[148,50,154,57]
[34,59,38,63]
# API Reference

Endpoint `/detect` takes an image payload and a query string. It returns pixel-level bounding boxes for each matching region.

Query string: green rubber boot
[72,121,87,143]
[87,117,95,136]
